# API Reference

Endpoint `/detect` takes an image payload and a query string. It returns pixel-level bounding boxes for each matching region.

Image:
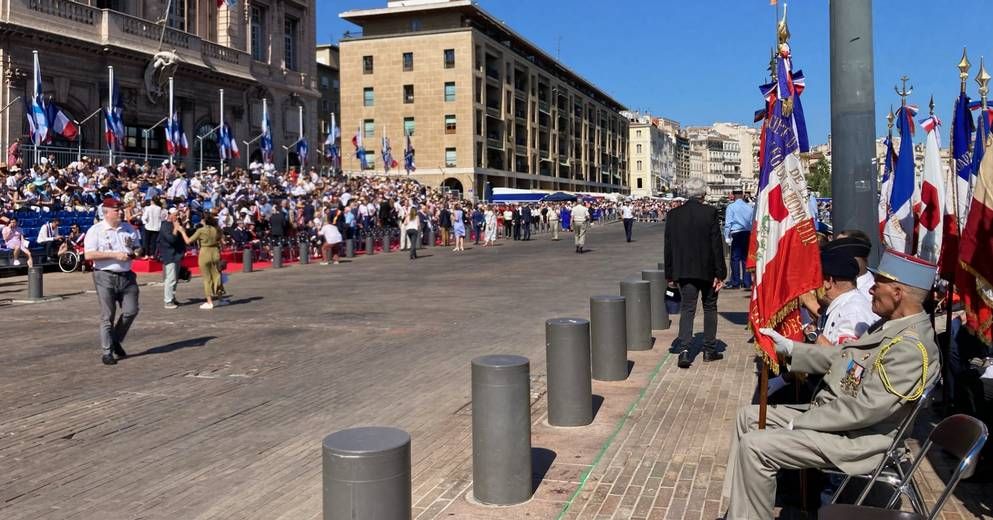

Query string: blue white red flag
[165,112,189,156]
[353,127,369,169]
[883,104,919,253]
[30,53,50,145]
[296,137,308,168]
[940,93,976,279]
[219,123,239,160]
[878,134,897,237]
[260,104,273,163]
[404,130,416,174]
[104,78,125,150]
[381,134,396,173]
[916,115,943,263]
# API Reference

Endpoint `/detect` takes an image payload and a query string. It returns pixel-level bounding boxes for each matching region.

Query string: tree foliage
[806,160,831,197]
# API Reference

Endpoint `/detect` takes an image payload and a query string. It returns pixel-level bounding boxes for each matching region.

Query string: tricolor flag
[916,114,944,263]
[104,79,125,151]
[381,134,397,173]
[46,102,78,141]
[324,113,340,169]
[883,104,918,253]
[878,134,896,237]
[353,127,369,169]
[216,0,237,8]
[165,111,189,156]
[939,92,975,280]
[29,53,50,145]
[957,132,993,346]
[296,137,308,168]
[260,104,273,163]
[404,130,416,174]
[219,123,239,160]
[747,39,822,373]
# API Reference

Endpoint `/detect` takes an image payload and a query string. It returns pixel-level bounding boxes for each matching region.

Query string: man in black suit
[664,177,727,368]
[512,205,521,240]
[157,208,186,309]
[521,204,532,240]
[269,202,288,246]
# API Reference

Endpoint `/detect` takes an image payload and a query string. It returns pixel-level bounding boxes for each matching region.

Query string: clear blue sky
[317,0,993,145]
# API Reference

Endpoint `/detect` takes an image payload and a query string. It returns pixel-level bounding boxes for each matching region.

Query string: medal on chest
[839,359,866,397]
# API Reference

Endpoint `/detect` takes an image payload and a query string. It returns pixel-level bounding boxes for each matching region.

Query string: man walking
[439,203,452,246]
[471,205,485,245]
[521,204,532,240]
[664,178,726,368]
[84,198,141,365]
[621,200,635,242]
[550,204,560,241]
[157,208,186,309]
[571,200,590,253]
[723,189,754,289]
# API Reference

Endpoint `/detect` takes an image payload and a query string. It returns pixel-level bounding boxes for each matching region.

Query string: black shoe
[677,350,692,369]
[723,283,738,290]
[113,344,128,359]
[703,351,724,362]
[102,354,117,365]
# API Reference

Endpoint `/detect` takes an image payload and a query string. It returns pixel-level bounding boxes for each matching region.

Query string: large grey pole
[590,295,628,381]
[381,234,391,254]
[242,248,253,273]
[545,318,593,427]
[299,241,310,264]
[830,0,880,265]
[345,238,355,258]
[641,269,671,330]
[620,278,653,351]
[323,426,411,520]
[28,266,43,299]
[365,235,375,255]
[472,354,532,505]
[273,246,282,268]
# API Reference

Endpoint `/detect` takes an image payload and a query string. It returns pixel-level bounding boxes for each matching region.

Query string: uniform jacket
[157,221,186,264]
[788,312,940,474]
[663,199,726,281]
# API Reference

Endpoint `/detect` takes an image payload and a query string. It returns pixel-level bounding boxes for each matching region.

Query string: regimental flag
[353,127,369,169]
[916,115,944,263]
[260,104,273,163]
[884,104,919,253]
[219,123,239,160]
[747,39,823,374]
[404,130,416,174]
[940,92,975,280]
[958,132,993,346]
[104,78,125,151]
[969,101,993,206]
[296,137,308,168]
[29,53,50,145]
[381,135,397,173]
[878,135,897,237]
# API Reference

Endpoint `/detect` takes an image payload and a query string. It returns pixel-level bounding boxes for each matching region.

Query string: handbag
[178,265,192,281]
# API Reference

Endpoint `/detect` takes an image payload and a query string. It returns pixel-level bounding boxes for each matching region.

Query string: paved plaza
[0,222,988,520]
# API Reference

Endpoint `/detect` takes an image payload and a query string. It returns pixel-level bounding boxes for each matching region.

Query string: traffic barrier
[620,278,653,351]
[590,295,628,381]
[545,318,593,427]
[322,427,411,520]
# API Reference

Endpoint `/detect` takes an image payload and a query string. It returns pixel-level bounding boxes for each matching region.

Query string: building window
[444,49,455,69]
[364,87,375,107]
[444,82,456,102]
[365,150,375,169]
[636,144,642,154]
[637,178,643,189]
[411,19,422,31]
[403,52,413,71]
[636,130,642,138]
[364,119,375,138]
[403,84,414,104]
[403,117,415,136]
[166,0,186,31]
[637,160,643,171]
[250,5,267,61]
[284,16,298,70]
[445,114,457,134]
[363,55,374,74]
[445,147,457,167]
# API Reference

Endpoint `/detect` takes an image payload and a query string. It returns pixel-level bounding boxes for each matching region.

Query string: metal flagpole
[143,117,168,163]
[298,104,303,169]
[262,97,268,165]
[32,50,39,165]
[73,107,103,162]
[168,76,174,164]
[219,88,225,174]
[108,65,114,166]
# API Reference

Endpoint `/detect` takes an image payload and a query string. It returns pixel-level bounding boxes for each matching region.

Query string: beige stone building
[712,122,759,194]
[624,111,675,197]
[0,0,319,169]
[687,126,741,200]
[316,43,340,170]
[338,0,629,199]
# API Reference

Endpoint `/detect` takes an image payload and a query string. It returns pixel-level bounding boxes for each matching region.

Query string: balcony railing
[28,0,97,25]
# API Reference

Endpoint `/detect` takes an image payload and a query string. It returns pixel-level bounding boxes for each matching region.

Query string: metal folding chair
[828,383,937,511]
[819,414,989,520]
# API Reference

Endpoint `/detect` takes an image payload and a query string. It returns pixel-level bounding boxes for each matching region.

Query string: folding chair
[828,383,936,511]
[819,414,989,520]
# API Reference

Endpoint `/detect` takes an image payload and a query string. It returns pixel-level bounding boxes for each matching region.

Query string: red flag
[958,134,993,346]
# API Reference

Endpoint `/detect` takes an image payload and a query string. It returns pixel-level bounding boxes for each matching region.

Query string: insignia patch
[840,359,866,397]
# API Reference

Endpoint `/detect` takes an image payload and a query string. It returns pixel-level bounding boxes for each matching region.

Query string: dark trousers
[407,229,418,259]
[44,239,61,261]
[503,221,512,238]
[523,222,531,240]
[143,229,159,258]
[623,218,634,242]
[473,225,483,244]
[729,231,752,288]
[677,278,719,353]
[513,222,521,240]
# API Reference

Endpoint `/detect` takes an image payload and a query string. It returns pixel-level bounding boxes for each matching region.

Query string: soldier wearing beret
[723,250,941,519]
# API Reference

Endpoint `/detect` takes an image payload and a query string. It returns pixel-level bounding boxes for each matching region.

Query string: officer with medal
[722,249,941,520]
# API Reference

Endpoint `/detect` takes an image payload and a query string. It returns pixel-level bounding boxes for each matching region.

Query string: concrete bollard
[273,246,283,268]
[345,239,355,258]
[365,235,375,255]
[242,248,253,273]
[427,228,436,247]
[381,234,391,254]
[641,269,671,331]
[472,354,532,505]
[299,241,310,265]
[590,295,628,381]
[28,266,43,299]
[620,278,653,351]
[322,426,411,520]
[545,318,593,427]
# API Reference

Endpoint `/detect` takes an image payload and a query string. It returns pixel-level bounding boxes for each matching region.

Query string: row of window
[359,116,458,138]
[250,4,300,70]
[362,83,457,106]
[357,148,458,169]
[364,49,456,74]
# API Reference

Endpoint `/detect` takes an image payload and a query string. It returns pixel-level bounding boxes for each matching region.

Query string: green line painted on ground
[555,352,672,520]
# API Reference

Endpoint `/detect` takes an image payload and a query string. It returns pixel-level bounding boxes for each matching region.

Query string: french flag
[916,114,943,263]
[165,112,189,156]
[877,134,896,237]
[883,104,918,254]
[49,103,78,141]
[216,0,237,8]
[30,53,50,145]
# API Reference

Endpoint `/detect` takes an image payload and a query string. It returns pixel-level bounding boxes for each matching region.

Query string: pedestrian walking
[521,204,532,240]
[178,211,225,310]
[471,205,485,245]
[621,200,635,242]
[571,200,590,253]
[502,206,513,239]
[157,207,185,309]
[550,204,560,240]
[83,198,141,365]
[141,196,163,259]
[483,204,497,246]
[452,204,466,252]
[723,189,754,289]
[403,207,421,260]
[664,178,726,368]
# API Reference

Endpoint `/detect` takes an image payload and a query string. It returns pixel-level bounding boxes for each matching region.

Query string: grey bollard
[427,228,435,247]
[28,266,43,299]
[620,278,653,351]
[590,295,628,381]
[323,426,411,520]
[472,355,532,505]
[273,246,283,268]
[641,269,671,330]
[545,318,593,427]
[242,248,253,273]
[365,235,375,255]
[299,241,310,265]
[381,234,391,254]
[345,238,355,258]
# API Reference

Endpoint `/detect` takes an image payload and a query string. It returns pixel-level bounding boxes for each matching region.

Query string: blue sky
[318,0,993,145]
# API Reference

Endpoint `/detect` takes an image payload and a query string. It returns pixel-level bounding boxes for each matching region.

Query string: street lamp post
[142,116,168,163]
[72,107,103,163]
[243,132,264,170]
[196,123,221,173]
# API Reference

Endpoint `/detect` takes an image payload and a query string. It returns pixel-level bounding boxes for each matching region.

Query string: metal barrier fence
[17,144,219,170]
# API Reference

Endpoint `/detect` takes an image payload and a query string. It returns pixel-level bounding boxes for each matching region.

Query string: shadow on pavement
[132,336,217,358]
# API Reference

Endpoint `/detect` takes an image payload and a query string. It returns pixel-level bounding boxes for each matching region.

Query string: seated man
[724,250,941,519]
[37,217,63,262]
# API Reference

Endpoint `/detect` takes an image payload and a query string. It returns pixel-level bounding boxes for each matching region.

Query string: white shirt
[142,204,163,232]
[571,204,590,223]
[820,288,878,344]
[320,223,343,244]
[857,271,874,303]
[168,178,189,199]
[37,222,60,244]
[83,220,141,272]
[621,205,634,219]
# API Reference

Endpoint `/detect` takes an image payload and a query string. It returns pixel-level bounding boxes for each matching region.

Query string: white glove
[759,328,794,356]
[725,236,733,246]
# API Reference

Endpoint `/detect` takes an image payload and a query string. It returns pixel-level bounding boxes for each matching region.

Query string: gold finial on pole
[895,76,913,107]
[887,106,895,136]
[958,47,971,93]
[777,3,790,45]
[977,57,991,109]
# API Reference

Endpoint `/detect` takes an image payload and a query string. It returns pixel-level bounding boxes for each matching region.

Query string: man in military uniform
[723,250,941,519]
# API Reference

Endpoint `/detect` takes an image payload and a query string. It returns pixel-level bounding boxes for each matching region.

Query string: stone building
[316,43,340,169]
[712,121,759,194]
[0,0,319,169]
[338,0,629,199]
[624,111,676,197]
[687,126,741,199]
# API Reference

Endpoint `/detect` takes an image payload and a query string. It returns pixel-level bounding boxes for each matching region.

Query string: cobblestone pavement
[1,220,986,519]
